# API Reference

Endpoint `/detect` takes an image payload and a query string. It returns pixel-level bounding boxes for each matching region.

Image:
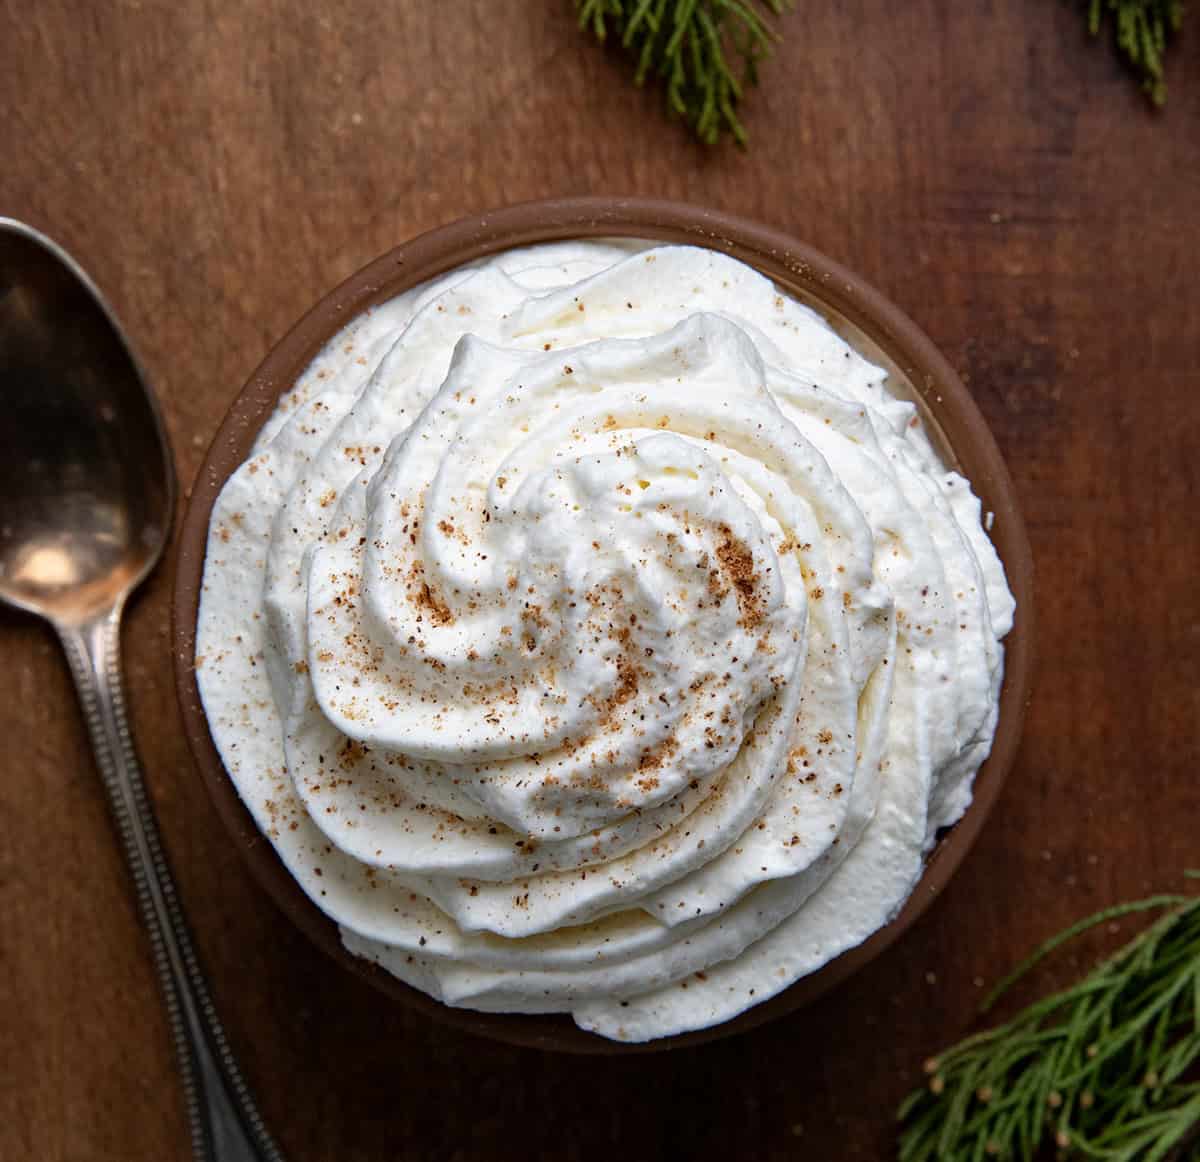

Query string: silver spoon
[0,219,283,1162]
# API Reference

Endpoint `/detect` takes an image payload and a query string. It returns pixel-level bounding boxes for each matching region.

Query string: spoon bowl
[0,220,172,621]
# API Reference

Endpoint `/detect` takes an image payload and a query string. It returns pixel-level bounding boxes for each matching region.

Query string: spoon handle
[58,605,285,1162]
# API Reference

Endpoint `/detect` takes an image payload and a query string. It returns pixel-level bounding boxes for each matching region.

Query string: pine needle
[573,0,792,145]
[1082,0,1185,105]
[898,878,1200,1161]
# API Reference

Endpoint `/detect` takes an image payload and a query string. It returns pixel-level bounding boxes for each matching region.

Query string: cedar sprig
[1082,0,1185,105]
[898,876,1200,1162]
[573,0,792,146]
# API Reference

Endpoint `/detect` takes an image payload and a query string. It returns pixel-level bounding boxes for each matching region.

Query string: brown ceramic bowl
[173,197,1034,1054]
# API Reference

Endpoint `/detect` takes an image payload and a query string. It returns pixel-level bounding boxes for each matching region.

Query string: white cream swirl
[197,241,1014,1041]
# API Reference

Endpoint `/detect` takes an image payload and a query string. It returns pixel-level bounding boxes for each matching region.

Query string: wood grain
[1,2,1197,1158]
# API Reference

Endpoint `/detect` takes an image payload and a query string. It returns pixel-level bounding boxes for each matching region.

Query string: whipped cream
[197,241,1014,1042]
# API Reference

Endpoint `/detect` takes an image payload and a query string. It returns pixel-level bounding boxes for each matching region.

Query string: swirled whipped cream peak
[197,240,1014,1041]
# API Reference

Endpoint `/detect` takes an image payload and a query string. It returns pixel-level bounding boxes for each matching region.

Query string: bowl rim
[172,195,1035,1054]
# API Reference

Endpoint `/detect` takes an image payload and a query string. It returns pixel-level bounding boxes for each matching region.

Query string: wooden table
[2,3,1197,1158]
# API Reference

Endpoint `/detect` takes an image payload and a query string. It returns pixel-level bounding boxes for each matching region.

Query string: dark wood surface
[2,3,1197,1159]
